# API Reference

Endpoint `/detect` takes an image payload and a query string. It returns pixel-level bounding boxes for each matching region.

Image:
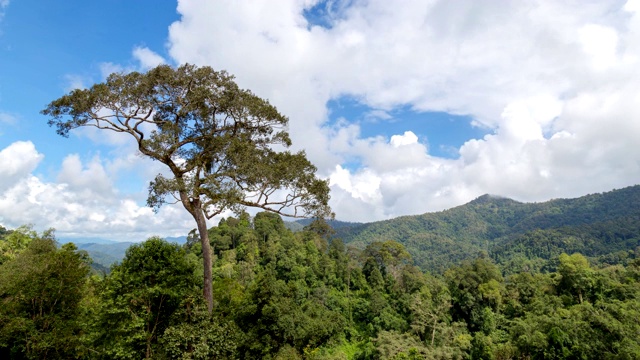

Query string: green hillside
[335,185,640,273]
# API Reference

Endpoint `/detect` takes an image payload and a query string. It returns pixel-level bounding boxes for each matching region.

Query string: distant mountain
[60,237,120,245]
[293,218,362,230]
[74,242,134,269]
[165,236,188,245]
[333,185,640,273]
[283,221,305,232]
[69,236,187,270]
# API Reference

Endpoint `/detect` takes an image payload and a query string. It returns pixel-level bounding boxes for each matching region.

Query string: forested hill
[334,185,640,273]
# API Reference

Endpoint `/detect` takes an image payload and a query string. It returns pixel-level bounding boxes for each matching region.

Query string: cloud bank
[2,0,640,239]
[0,141,194,240]
[161,0,640,221]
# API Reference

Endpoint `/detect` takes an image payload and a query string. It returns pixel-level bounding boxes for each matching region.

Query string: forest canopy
[1,214,639,359]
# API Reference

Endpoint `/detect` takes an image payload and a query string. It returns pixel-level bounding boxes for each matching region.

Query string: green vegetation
[335,186,640,273]
[0,228,90,358]
[42,64,332,312]
[1,205,639,358]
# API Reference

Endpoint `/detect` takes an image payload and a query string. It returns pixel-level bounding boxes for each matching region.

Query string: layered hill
[333,185,640,273]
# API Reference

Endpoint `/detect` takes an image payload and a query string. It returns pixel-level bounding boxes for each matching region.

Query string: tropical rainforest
[1,185,639,359]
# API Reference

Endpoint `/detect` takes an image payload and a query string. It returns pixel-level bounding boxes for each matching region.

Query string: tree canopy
[42,64,332,312]
[0,230,90,358]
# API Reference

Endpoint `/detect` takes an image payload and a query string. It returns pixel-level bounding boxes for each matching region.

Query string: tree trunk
[193,208,214,313]
[431,317,437,347]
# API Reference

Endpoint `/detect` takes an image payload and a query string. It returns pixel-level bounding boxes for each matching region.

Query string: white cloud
[159,0,640,221]
[579,24,619,70]
[133,46,166,70]
[626,0,640,12]
[499,95,564,143]
[58,154,114,195]
[0,141,43,192]
[330,165,381,204]
[389,131,419,147]
[0,141,197,241]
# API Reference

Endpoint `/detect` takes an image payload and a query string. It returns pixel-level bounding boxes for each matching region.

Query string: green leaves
[90,237,199,358]
[0,232,90,358]
[159,303,241,360]
[445,257,503,332]
[0,225,39,265]
[42,63,330,219]
[557,253,594,304]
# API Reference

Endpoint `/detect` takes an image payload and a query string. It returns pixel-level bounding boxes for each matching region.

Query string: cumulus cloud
[160,0,640,221]
[390,131,419,147]
[0,141,196,240]
[133,46,166,70]
[0,141,43,192]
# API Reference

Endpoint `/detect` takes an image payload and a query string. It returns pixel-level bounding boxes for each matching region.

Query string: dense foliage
[335,185,640,273]
[1,211,639,359]
[0,227,90,358]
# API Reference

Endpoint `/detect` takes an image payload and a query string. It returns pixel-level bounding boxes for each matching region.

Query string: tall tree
[42,64,332,312]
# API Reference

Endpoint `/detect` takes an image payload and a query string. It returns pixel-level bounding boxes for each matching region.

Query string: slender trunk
[177,188,214,314]
[193,208,214,313]
[431,317,437,347]
[347,269,352,326]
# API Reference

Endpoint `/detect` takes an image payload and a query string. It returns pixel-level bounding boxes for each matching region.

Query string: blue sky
[1,0,640,241]
[325,97,488,159]
[0,1,177,169]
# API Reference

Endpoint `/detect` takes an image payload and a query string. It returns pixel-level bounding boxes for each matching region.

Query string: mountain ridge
[67,185,640,272]
[333,185,640,272]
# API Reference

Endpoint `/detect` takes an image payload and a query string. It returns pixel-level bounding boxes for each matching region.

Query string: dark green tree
[445,257,503,332]
[0,231,90,358]
[90,237,199,359]
[363,240,412,278]
[158,299,241,360]
[42,64,332,312]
